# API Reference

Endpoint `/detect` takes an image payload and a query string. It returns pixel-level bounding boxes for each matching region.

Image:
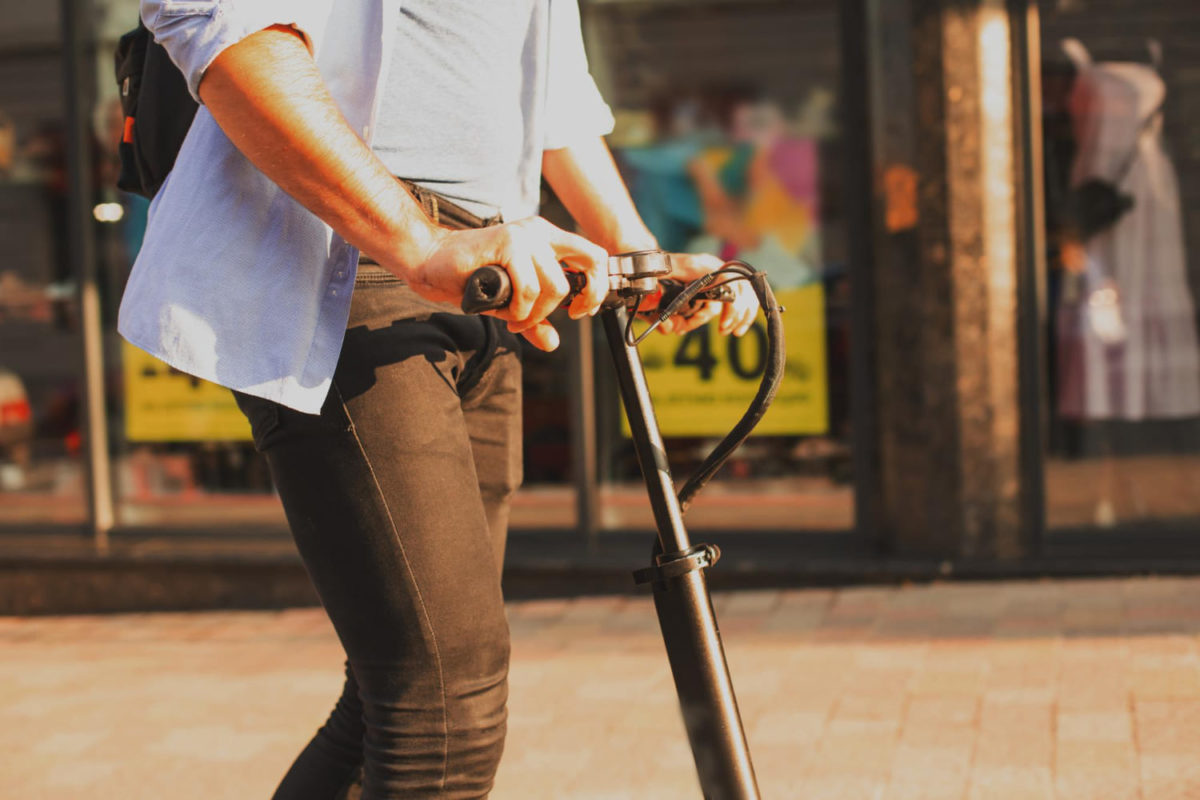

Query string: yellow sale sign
[123,342,252,442]
[624,285,828,437]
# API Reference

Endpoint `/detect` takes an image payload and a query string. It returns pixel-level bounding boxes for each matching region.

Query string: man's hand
[540,142,756,339]
[656,253,758,337]
[401,217,609,352]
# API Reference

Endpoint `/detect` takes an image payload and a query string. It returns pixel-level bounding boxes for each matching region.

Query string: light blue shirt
[118,0,613,414]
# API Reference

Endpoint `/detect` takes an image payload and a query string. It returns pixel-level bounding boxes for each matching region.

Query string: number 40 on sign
[623,284,829,437]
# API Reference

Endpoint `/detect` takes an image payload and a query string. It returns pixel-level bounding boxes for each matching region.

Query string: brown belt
[400,178,503,231]
[358,179,502,272]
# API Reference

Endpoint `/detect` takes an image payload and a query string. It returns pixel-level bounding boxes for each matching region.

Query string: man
[121,2,754,797]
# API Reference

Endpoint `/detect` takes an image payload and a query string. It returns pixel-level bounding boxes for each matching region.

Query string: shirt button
[335,270,346,279]
[330,289,339,297]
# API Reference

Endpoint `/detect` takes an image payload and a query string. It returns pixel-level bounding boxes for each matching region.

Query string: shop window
[581,0,854,532]
[1039,0,1200,532]
[0,5,87,525]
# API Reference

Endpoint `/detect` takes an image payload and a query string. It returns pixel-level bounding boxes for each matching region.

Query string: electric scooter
[463,250,784,799]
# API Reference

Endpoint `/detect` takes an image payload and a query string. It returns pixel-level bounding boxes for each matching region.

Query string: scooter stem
[601,305,760,800]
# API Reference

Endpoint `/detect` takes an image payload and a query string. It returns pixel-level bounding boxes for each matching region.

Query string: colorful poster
[624,284,828,437]
[122,341,251,442]
[617,94,833,437]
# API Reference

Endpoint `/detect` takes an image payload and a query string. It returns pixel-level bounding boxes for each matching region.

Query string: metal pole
[840,0,884,547]
[62,0,115,549]
[1009,0,1049,555]
[601,307,759,800]
[568,317,600,549]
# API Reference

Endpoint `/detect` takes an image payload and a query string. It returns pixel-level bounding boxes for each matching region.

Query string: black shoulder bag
[113,19,198,198]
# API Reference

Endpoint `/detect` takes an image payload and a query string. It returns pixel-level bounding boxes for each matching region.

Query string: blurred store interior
[2,0,1199,579]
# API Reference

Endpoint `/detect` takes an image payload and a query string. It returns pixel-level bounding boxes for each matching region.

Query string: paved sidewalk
[3,577,1200,798]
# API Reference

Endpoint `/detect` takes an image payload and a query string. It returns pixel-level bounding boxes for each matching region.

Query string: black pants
[235,267,522,799]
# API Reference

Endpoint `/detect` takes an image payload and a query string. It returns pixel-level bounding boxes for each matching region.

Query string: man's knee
[444,628,511,722]
[352,631,510,796]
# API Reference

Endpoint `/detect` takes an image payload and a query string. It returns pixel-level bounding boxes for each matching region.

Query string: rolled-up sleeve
[543,0,615,150]
[141,0,329,102]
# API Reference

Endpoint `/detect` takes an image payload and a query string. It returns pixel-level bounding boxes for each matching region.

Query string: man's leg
[242,293,511,799]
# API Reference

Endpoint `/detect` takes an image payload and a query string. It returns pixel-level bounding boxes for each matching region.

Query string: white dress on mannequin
[1056,39,1200,420]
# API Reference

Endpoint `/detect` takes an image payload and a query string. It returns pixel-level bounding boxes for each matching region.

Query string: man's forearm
[196,25,441,275]
[542,138,657,254]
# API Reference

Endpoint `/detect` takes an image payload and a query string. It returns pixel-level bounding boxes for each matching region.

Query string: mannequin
[1056,38,1200,421]
[1053,38,1200,526]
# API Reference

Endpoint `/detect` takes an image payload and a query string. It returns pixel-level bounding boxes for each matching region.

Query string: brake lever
[654,279,736,310]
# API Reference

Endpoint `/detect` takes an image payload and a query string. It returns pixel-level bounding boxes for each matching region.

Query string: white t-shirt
[371,0,613,221]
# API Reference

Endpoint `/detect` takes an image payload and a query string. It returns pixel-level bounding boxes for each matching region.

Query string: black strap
[1112,99,1164,186]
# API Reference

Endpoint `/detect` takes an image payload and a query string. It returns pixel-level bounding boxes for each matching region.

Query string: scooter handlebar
[460,264,732,315]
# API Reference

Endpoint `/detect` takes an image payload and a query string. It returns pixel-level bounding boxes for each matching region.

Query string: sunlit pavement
[4,577,1200,799]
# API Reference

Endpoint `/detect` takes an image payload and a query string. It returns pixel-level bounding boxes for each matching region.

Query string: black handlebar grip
[461,266,512,314]
[462,266,592,314]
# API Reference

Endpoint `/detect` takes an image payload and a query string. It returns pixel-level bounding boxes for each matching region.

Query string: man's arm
[542,138,757,336]
[193,26,608,351]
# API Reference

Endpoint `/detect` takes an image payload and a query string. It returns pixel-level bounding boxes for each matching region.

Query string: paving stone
[888,742,972,786]
[797,775,888,800]
[748,710,826,745]
[905,695,979,728]
[721,589,781,616]
[1053,768,1139,800]
[807,731,898,778]
[908,668,985,697]
[966,766,1053,800]
[974,713,1053,768]
[834,690,908,722]
[1134,700,1200,755]
[1056,711,1134,743]
[1139,755,1200,800]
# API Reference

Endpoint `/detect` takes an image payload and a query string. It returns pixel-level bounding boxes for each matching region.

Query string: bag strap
[1112,98,1165,185]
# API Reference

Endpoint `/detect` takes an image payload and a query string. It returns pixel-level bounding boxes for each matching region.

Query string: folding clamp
[633,543,722,586]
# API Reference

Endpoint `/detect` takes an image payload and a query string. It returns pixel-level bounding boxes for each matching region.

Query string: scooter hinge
[633,543,721,586]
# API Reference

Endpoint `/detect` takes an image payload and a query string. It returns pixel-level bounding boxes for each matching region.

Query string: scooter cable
[632,260,787,513]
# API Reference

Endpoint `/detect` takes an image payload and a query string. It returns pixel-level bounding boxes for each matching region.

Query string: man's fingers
[566,264,606,319]
[516,320,561,352]
[509,240,570,333]
[735,311,756,337]
[720,281,757,337]
[735,283,758,336]
[717,282,740,335]
[719,302,737,336]
[417,221,609,320]
[502,253,541,323]
[669,301,721,335]
[539,221,608,317]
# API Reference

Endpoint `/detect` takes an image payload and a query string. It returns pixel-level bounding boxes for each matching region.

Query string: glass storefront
[1038,0,1200,534]
[583,0,855,533]
[0,3,86,526]
[9,0,1200,560]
